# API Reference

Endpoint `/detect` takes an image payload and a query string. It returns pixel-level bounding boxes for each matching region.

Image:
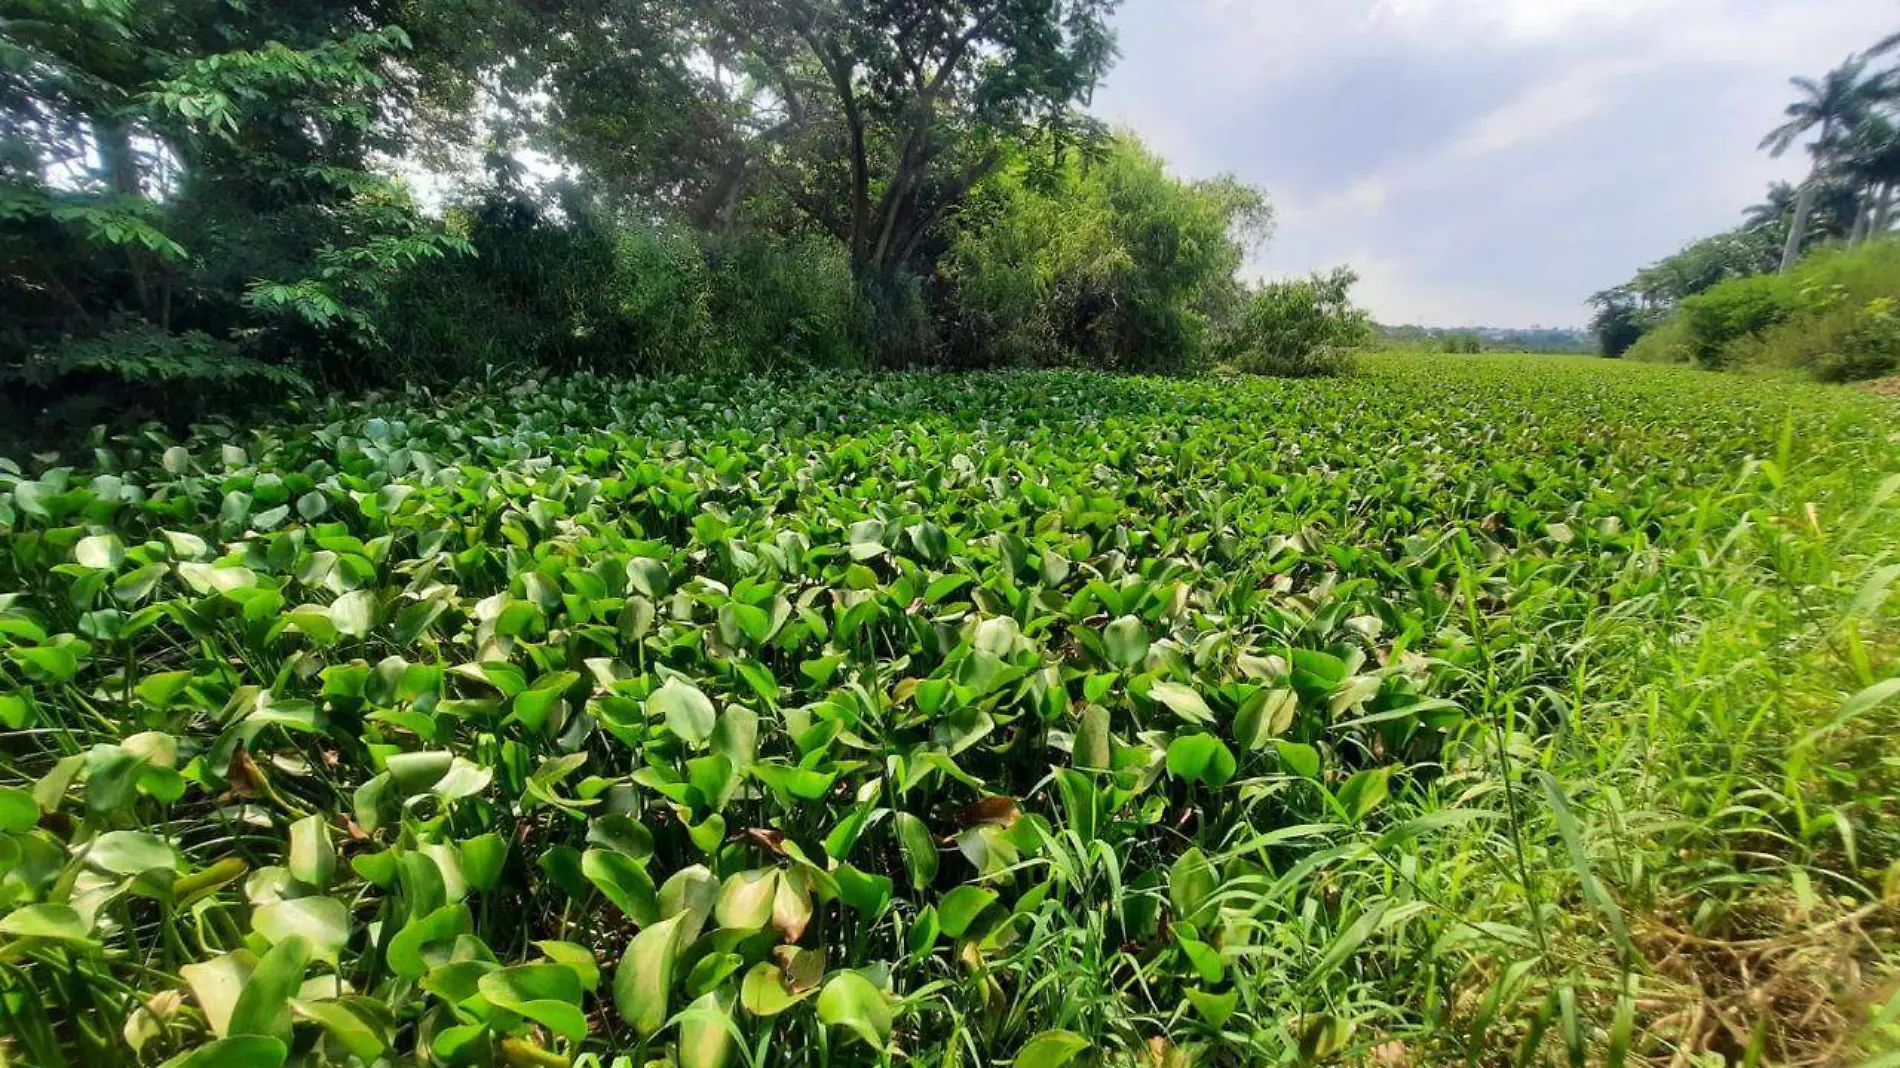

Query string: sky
[1089,0,1899,328]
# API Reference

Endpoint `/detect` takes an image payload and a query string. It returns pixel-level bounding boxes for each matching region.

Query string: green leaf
[460,833,508,892]
[1169,847,1219,925]
[1185,987,1239,1029]
[479,964,588,1043]
[1334,767,1392,824]
[385,750,453,795]
[87,830,182,875]
[329,589,379,638]
[0,903,94,946]
[536,939,600,992]
[937,885,998,938]
[583,848,659,926]
[158,1036,287,1068]
[816,969,893,1049]
[1298,1015,1356,1062]
[11,645,79,684]
[387,903,471,979]
[1178,935,1223,983]
[74,533,124,570]
[658,865,720,944]
[227,935,310,1040]
[253,896,349,964]
[833,863,893,920]
[0,787,37,832]
[614,912,686,1037]
[625,557,671,598]
[679,989,741,1068]
[741,960,814,1017]
[750,762,837,801]
[1166,734,1236,787]
[1148,680,1214,724]
[290,999,387,1060]
[1017,1029,1091,1067]
[715,869,778,931]
[652,677,717,747]
[1072,704,1111,769]
[182,952,253,1037]
[511,670,580,731]
[1275,740,1321,779]
[1234,688,1297,749]
[1103,615,1149,669]
[288,815,335,886]
[895,810,939,891]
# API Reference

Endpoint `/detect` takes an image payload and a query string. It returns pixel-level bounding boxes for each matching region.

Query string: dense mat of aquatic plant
[3,356,1899,1067]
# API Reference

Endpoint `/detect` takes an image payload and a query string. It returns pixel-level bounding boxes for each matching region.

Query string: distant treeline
[1377,325,1595,354]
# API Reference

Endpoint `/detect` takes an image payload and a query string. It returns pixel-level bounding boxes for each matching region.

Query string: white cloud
[1095,0,1900,326]
[1443,60,1641,158]
[1368,0,1652,42]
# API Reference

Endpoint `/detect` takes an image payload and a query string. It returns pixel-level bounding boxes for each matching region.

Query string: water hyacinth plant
[2,355,1899,1066]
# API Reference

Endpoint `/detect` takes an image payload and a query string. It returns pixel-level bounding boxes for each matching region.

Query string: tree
[1761,56,1886,272]
[1742,182,1800,233]
[0,0,467,419]
[1832,113,1900,242]
[1587,288,1655,358]
[938,133,1269,371]
[693,0,1121,278]
[1231,268,1373,377]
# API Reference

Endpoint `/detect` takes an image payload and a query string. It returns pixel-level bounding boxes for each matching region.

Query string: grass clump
[1,355,1899,1066]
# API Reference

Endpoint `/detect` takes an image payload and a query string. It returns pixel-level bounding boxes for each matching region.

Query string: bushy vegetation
[1593,32,1900,362]
[1627,239,1900,379]
[1376,327,1594,356]
[1228,268,1375,378]
[1439,332,1483,355]
[937,137,1269,373]
[3,0,1392,445]
[6,356,1896,1067]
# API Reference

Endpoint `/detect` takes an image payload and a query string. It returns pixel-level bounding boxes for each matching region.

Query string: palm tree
[1742,181,1798,232]
[1837,114,1900,241]
[1760,56,1886,271]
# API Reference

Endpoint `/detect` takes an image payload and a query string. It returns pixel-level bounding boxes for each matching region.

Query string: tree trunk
[1852,191,1873,246]
[1877,182,1896,235]
[96,117,156,315]
[1781,120,1833,273]
[96,118,142,197]
[1780,177,1819,272]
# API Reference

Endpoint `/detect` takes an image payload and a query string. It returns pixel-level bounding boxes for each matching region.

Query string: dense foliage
[7,0,1330,436]
[0,0,469,429]
[1591,32,1900,363]
[1627,239,1900,379]
[4,356,1898,1066]
[1228,268,1374,378]
[1375,326,1594,356]
[937,136,1269,372]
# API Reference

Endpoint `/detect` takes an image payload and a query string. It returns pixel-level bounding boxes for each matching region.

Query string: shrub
[1624,315,1696,364]
[1675,273,1798,368]
[940,135,1269,373]
[377,195,623,380]
[1627,239,1900,380]
[1734,296,1900,382]
[380,197,867,380]
[1230,267,1373,377]
[702,232,863,372]
[1587,292,1661,358]
[1442,332,1483,354]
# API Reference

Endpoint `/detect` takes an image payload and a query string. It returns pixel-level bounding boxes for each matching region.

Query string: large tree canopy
[452,0,1120,272]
